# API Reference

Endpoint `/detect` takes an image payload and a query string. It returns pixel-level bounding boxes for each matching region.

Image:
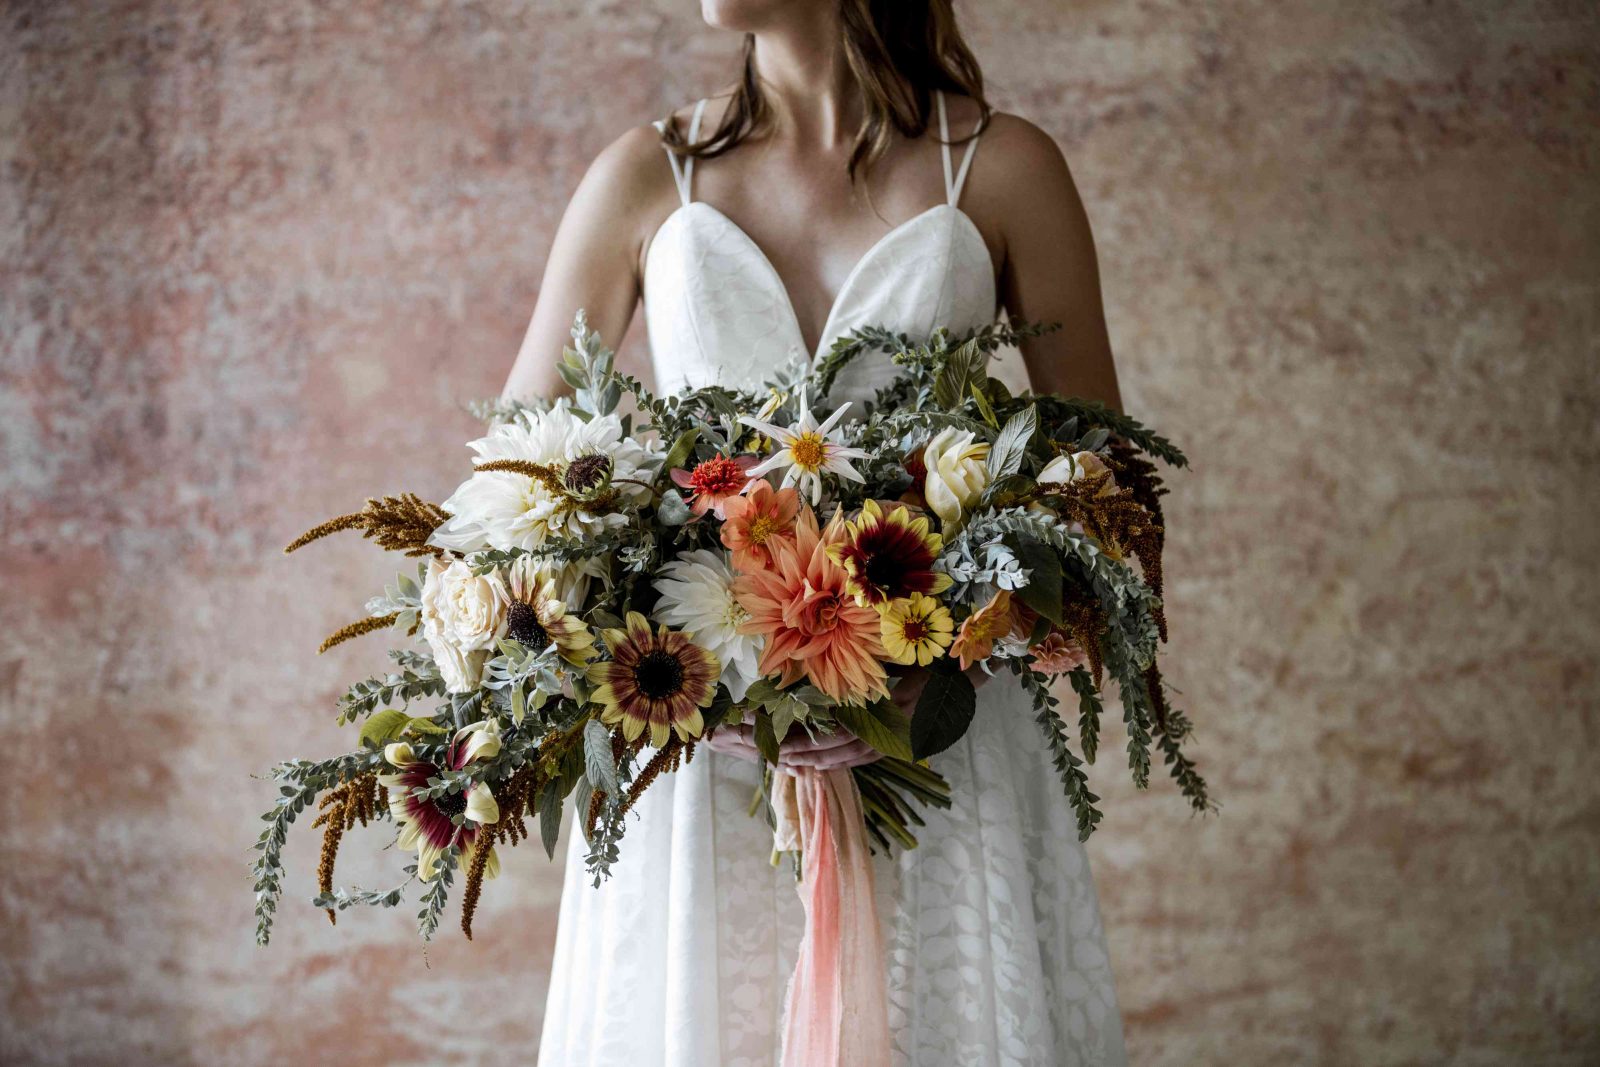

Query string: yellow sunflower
[829,499,953,610]
[587,612,719,746]
[880,592,956,666]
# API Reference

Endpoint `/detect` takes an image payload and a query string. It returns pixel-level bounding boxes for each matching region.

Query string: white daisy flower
[429,405,659,553]
[739,394,868,505]
[651,548,764,702]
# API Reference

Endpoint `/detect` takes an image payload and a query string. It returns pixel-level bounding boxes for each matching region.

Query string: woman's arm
[980,115,1123,413]
[501,125,679,401]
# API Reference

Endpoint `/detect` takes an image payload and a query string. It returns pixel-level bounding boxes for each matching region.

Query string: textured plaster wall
[3,1,1597,1064]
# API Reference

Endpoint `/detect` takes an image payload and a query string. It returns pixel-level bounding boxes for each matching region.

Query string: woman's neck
[750,14,857,148]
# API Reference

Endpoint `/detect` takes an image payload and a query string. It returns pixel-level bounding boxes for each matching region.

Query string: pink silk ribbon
[773,767,892,1067]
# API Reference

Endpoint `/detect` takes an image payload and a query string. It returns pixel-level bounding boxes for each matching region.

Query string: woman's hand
[705,666,992,774]
[702,718,880,773]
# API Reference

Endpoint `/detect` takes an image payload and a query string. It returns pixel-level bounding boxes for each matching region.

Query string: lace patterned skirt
[536,677,1127,1067]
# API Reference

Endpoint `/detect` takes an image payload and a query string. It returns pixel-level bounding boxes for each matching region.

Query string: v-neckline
[652,201,987,363]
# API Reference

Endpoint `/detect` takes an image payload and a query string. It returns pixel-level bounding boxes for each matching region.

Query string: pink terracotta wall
[4,1,1597,1063]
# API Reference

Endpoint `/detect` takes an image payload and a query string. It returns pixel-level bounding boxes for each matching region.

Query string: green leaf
[556,361,586,390]
[968,381,999,429]
[933,338,984,410]
[538,779,564,860]
[768,700,797,745]
[404,717,448,737]
[832,700,913,761]
[988,407,1038,481]
[752,710,780,766]
[660,428,700,474]
[911,665,976,759]
[790,685,836,707]
[1008,536,1065,626]
[358,709,410,749]
[583,718,620,799]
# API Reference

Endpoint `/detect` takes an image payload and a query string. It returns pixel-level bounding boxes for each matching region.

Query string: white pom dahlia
[651,548,764,702]
[429,405,659,554]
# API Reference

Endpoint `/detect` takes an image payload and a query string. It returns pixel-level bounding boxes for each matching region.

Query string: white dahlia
[651,548,764,702]
[429,405,659,554]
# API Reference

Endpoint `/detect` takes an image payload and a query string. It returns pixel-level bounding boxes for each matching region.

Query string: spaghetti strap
[655,99,709,207]
[935,90,982,208]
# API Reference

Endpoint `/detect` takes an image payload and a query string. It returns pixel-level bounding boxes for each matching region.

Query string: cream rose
[420,558,509,692]
[1038,450,1116,492]
[922,427,992,526]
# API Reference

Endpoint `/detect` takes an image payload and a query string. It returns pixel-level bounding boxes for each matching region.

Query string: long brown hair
[661,1,991,183]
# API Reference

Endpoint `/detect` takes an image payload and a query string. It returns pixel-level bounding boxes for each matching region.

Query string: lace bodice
[643,93,998,407]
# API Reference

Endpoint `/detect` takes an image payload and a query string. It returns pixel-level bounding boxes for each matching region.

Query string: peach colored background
[4,1,1598,1064]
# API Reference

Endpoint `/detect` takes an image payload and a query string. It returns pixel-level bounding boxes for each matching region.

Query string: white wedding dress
[537,95,1127,1067]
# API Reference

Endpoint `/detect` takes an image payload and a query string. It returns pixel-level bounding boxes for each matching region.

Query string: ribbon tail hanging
[777,766,892,1067]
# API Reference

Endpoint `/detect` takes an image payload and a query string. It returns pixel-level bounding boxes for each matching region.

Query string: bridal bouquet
[253,313,1209,945]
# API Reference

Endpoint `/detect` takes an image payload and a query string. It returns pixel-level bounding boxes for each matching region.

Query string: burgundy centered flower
[378,722,501,881]
[829,499,954,608]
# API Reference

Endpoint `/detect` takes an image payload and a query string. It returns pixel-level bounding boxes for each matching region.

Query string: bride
[505,2,1128,1064]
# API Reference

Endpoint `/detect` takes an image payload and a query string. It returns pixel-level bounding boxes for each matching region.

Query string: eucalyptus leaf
[657,489,693,526]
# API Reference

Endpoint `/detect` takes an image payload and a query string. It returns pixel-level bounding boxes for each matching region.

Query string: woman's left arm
[982,116,1123,412]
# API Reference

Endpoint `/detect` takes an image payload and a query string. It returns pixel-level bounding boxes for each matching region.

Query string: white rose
[1038,450,1116,491]
[923,427,992,526]
[420,558,509,692]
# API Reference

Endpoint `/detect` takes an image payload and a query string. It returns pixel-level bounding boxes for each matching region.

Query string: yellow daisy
[880,592,956,667]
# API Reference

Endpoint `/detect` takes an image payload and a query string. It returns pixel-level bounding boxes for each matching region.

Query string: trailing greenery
[259,312,1210,944]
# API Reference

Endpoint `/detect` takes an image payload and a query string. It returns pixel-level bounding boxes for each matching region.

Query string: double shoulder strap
[654,98,708,208]
[935,89,983,207]
[655,90,982,209]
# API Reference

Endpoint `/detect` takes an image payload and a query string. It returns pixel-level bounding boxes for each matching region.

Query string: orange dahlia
[720,480,801,573]
[829,499,953,609]
[950,589,1015,670]
[587,612,719,746]
[733,507,889,705]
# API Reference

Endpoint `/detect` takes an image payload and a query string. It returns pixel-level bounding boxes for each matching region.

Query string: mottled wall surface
[3,1,1597,1064]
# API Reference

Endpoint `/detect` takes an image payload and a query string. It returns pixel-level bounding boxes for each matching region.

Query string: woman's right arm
[501,125,678,401]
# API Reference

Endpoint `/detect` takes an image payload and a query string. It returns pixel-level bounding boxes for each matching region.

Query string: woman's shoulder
[579,91,738,201]
[956,104,1084,220]
[581,123,676,204]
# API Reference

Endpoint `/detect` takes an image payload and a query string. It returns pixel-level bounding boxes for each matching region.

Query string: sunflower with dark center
[377,721,502,882]
[829,499,953,609]
[563,452,613,496]
[504,560,597,666]
[587,611,720,747]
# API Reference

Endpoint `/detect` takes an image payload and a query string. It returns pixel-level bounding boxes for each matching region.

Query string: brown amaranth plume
[285,493,449,559]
